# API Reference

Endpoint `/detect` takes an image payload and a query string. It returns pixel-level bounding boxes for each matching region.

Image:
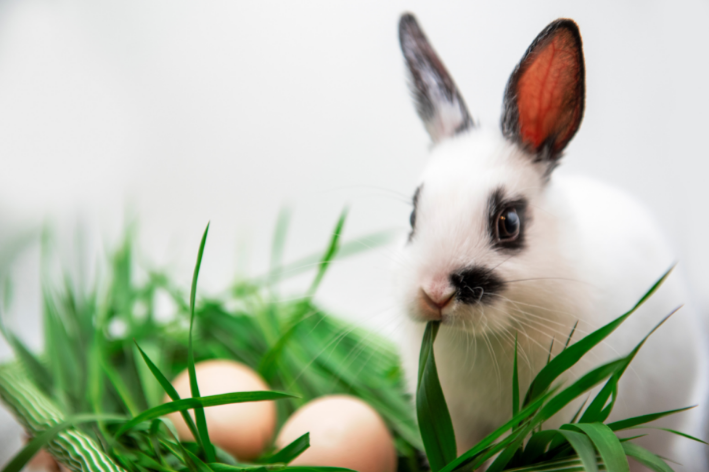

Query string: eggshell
[276,395,397,472]
[166,359,276,461]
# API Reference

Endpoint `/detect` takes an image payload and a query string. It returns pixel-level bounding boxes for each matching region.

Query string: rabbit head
[396,14,586,335]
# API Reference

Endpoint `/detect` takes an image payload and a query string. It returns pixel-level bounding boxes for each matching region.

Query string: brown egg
[166,359,276,461]
[276,395,397,472]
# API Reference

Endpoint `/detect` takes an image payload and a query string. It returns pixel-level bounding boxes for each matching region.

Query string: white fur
[394,128,709,471]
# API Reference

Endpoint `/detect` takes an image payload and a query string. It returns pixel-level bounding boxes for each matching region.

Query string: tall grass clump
[0,213,419,472]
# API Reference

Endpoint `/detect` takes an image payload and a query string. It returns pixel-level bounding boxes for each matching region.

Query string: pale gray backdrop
[1,0,708,464]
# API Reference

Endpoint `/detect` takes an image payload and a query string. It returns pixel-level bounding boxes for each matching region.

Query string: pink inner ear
[517,29,582,153]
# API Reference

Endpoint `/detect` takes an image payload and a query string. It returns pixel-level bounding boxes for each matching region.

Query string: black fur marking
[500,19,585,161]
[450,266,506,305]
[488,188,528,252]
[408,184,422,242]
[399,13,474,139]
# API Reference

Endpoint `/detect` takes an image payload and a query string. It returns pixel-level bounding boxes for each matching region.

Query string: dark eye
[497,207,520,241]
[409,209,416,229]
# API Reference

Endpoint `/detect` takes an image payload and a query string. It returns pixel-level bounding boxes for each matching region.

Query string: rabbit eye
[488,189,527,251]
[497,208,520,241]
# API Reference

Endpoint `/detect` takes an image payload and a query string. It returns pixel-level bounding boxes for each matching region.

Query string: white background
[1,0,708,464]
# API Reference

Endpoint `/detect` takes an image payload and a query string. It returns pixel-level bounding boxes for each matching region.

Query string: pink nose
[418,288,455,320]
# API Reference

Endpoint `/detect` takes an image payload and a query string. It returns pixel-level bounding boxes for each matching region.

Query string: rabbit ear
[501,19,585,160]
[399,13,474,143]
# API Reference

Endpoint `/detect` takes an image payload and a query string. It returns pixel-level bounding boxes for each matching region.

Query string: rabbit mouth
[436,301,514,336]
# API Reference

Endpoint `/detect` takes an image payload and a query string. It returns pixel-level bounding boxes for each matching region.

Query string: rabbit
[394,13,709,471]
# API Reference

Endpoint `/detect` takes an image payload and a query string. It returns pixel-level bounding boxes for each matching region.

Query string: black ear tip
[399,12,420,36]
[546,18,582,42]
[550,18,580,29]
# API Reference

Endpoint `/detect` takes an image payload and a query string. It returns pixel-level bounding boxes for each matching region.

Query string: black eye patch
[487,188,528,252]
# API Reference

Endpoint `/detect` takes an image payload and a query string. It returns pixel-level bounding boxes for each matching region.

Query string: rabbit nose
[418,288,455,320]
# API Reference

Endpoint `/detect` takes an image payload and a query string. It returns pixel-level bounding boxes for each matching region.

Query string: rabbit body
[394,14,709,471]
[396,130,708,469]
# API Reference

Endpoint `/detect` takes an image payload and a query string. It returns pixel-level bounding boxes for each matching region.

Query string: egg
[276,395,397,472]
[166,359,276,461]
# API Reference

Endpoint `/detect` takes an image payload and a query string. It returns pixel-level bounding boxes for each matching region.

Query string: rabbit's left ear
[501,19,585,160]
[399,13,473,143]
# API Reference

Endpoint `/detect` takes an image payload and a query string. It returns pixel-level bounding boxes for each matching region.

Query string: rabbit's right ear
[399,13,473,143]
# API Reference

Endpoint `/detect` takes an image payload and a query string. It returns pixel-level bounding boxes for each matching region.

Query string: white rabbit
[394,13,709,471]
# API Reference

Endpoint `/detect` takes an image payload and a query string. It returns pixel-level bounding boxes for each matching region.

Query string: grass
[0,211,704,472]
[0,213,417,472]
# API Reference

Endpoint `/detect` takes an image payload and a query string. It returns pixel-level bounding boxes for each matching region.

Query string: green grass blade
[503,458,588,471]
[2,414,125,472]
[539,359,625,422]
[133,341,164,407]
[210,466,357,472]
[490,430,540,472]
[520,430,559,464]
[258,320,300,381]
[259,210,348,379]
[283,468,358,472]
[619,435,647,443]
[580,309,678,424]
[209,465,268,472]
[307,208,347,298]
[134,451,178,472]
[651,427,708,444]
[440,392,553,472]
[7,427,62,472]
[2,331,53,395]
[485,444,520,472]
[621,442,673,472]
[468,426,534,471]
[546,337,555,365]
[268,207,291,289]
[253,229,396,286]
[563,321,578,351]
[101,357,141,416]
[606,406,695,432]
[579,375,618,425]
[524,267,672,406]
[183,447,215,472]
[513,334,519,417]
[188,223,214,461]
[155,417,200,470]
[148,420,170,468]
[569,396,589,424]
[114,390,294,438]
[417,322,456,472]
[0,314,53,394]
[134,341,202,443]
[258,432,309,464]
[158,438,196,472]
[88,335,107,430]
[43,291,81,409]
[567,423,629,472]
[261,208,292,343]
[558,429,599,472]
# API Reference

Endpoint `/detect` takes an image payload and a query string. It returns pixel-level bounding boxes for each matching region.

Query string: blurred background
[1,0,708,464]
